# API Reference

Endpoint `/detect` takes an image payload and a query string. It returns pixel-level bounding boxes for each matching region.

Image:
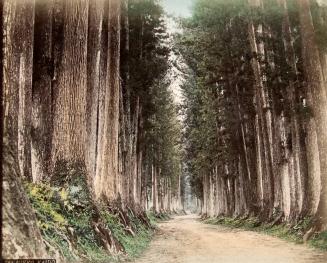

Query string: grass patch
[309,231,327,250]
[204,216,327,251]
[101,211,153,260]
[146,211,158,226]
[24,161,155,262]
[25,178,114,262]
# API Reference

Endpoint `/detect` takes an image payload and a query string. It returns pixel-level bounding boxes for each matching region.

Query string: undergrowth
[101,211,153,259]
[204,216,327,251]
[24,161,155,262]
[147,211,171,225]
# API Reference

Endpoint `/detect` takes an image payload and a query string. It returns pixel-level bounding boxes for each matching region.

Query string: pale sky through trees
[161,1,193,105]
[162,0,193,17]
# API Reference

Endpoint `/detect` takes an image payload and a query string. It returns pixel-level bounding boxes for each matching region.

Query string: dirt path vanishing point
[132,214,327,263]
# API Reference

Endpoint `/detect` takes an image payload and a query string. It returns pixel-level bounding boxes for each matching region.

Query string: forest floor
[132,214,327,263]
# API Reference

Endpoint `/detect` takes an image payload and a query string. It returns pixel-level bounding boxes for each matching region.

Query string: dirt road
[132,215,327,263]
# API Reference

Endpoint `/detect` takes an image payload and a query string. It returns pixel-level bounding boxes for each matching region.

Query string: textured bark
[321,51,327,93]
[305,93,321,216]
[95,0,121,201]
[3,0,34,180]
[247,0,274,220]
[129,97,140,204]
[86,0,104,184]
[2,1,49,258]
[109,0,122,199]
[136,141,143,206]
[31,0,54,182]
[51,0,89,165]
[3,0,18,147]
[273,0,297,220]
[236,84,257,215]
[140,158,147,210]
[2,137,49,260]
[254,112,265,212]
[298,0,327,231]
[152,163,159,213]
[94,0,109,198]
[120,0,132,205]
[248,21,275,219]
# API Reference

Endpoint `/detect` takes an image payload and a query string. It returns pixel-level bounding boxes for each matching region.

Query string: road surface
[133,214,327,263]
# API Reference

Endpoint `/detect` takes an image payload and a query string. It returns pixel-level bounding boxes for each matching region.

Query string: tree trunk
[3,0,35,181]
[247,5,275,219]
[95,0,121,201]
[3,137,49,259]
[51,0,89,166]
[2,0,49,259]
[31,0,54,182]
[120,0,132,206]
[86,0,104,185]
[298,0,327,232]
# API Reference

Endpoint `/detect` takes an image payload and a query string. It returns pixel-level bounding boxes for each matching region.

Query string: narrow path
[133,215,327,263]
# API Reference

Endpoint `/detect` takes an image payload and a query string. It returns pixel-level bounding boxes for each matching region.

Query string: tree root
[117,208,131,229]
[43,238,64,262]
[271,213,284,227]
[138,210,153,228]
[53,228,79,260]
[303,226,317,243]
[92,219,125,254]
[124,226,136,236]
[201,213,209,220]
[97,201,154,253]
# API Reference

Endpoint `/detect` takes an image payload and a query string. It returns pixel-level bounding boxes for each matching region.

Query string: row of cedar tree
[180,0,327,235]
[2,0,183,255]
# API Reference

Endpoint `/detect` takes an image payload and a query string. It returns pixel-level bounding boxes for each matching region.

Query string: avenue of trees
[2,0,327,260]
[2,0,182,259]
[178,0,327,236]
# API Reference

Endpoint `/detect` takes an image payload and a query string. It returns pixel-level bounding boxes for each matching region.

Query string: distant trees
[179,0,327,235]
[123,0,182,211]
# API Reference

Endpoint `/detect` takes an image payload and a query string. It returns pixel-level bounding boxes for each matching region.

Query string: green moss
[146,211,172,223]
[146,211,158,226]
[25,178,109,262]
[309,231,327,251]
[101,211,153,259]
[204,216,327,251]
[24,166,154,262]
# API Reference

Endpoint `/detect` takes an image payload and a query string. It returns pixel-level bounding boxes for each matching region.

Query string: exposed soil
[132,214,327,263]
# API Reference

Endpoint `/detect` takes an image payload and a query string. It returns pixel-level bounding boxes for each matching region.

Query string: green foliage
[128,0,170,99]
[176,0,315,202]
[177,0,257,198]
[147,211,172,222]
[128,0,182,197]
[146,211,159,226]
[205,216,327,251]
[310,231,327,251]
[143,80,183,194]
[25,174,110,262]
[101,211,153,258]
[25,165,154,262]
